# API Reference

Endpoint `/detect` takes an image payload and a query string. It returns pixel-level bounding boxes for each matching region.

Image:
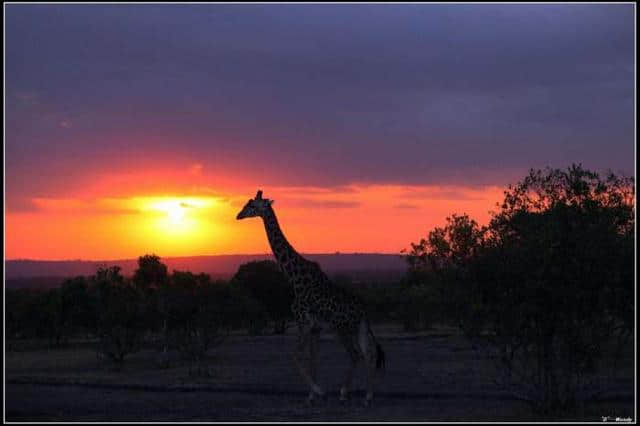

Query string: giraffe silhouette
[236,190,385,406]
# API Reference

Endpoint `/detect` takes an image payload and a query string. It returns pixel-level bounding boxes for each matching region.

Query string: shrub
[163,271,229,374]
[90,266,144,367]
[404,164,634,412]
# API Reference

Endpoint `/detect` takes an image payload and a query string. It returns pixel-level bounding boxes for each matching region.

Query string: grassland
[5,324,634,422]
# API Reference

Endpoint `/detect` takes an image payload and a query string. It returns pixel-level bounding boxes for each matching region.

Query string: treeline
[5,258,414,356]
[5,257,299,373]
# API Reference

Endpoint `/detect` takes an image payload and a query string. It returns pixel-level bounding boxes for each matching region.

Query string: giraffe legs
[293,328,325,403]
[358,320,378,407]
[306,330,325,404]
[363,354,377,406]
[338,332,359,402]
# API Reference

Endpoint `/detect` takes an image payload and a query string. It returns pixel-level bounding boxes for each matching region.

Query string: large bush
[404,165,634,412]
[477,165,634,411]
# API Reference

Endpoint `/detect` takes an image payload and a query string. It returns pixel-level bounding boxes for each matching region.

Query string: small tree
[402,213,485,332]
[164,271,229,374]
[90,266,144,367]
[133,254,169,293]
[132,254,170,356]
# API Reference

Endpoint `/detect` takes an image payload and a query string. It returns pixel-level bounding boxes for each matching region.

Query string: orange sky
[5,164,505,260]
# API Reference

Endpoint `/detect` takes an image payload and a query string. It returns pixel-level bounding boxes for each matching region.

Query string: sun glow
[138,197,216,234]
[5,184,506,260]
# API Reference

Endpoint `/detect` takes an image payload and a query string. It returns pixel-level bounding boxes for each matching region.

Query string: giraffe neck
[261,205,304,271]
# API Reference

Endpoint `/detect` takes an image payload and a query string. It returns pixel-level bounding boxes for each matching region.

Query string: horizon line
[5,251,406,263]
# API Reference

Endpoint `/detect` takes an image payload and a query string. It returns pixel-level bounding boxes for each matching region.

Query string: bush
[475,166,634,412]
[402,213,485,331]
[90,266,144,366]
[163,271,229,374]
[404,164,634,412]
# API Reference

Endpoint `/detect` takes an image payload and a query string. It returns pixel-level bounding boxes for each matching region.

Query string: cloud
[4,4,634,195]
[30,197,142,215]
[5,197,41,213]
[396,186,498,201]
[288,199,361,209]
[188,163,203,176]
[394,203,420,209]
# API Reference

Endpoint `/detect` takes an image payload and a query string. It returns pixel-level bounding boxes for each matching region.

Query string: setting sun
[128,197,222,246]
[145,197,214,229]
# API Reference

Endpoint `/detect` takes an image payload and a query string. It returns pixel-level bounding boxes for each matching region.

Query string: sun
[138,197,215,235]
[110,195,230,256]
[165,203,186,225]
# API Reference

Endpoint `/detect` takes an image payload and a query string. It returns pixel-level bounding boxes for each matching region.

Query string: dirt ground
[5,325,635,422]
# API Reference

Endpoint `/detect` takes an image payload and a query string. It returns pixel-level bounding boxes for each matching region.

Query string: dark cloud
[5,4,634,196]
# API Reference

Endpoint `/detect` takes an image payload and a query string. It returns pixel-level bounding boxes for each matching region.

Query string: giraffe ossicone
[236,190,385,406]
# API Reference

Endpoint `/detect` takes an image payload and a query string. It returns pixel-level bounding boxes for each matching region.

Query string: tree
[403,164,634,412]
[231,260,294,334]
[402,213,485,331]
[475,165,633,412]
[133,254,168,293]
[163,271,229,375]
[132,254,169,355]
[90,266,144,367]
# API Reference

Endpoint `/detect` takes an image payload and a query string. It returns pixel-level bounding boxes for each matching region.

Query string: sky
[4,3,635,260]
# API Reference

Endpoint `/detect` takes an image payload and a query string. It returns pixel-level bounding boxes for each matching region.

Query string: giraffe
[236,190,385,406]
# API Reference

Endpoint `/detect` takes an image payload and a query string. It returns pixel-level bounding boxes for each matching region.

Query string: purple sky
[5,4,635,211]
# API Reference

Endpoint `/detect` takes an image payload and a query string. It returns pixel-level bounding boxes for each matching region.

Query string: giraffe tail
[366,320,385,371]
[375,342,386,371]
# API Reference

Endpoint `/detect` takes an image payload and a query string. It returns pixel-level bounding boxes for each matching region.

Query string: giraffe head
[236,190,274,220]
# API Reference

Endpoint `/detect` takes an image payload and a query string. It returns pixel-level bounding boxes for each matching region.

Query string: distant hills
[5,253,408,288]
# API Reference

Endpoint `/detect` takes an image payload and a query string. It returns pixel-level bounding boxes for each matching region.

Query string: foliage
[163,271,229,374]
[402,213,485,332]
[90,266,145,366]
[59,276,94,338]
[133,253,168,293]
[404,164,635,412]
[6,277,93,347]
[477,165,634,412]
[231,260,294,334]
[132,254,171,356]
[351,282,404,324]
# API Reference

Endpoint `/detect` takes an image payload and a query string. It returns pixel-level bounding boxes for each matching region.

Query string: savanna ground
[5,324,635,422]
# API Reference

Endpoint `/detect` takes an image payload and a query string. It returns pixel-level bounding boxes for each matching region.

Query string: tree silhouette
[164,271,228,375]
[404,164,634,412]
[90,266,144,367]
[402,213,485,331]
[133,254,168,293]
[231,260,294,334]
